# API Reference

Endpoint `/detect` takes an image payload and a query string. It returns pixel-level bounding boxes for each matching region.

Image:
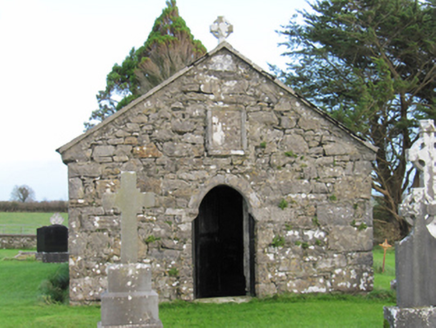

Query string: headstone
[210,16,233,43]
[384,119,436,327]
[98,171,163,328]
[36,213,68,263]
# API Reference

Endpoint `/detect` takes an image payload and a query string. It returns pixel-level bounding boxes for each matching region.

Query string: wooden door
[194,186,247,298]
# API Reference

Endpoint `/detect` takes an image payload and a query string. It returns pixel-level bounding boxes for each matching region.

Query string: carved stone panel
[207,108,246,155]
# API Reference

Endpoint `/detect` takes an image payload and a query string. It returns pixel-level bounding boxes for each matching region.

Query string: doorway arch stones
[181,174,263,222]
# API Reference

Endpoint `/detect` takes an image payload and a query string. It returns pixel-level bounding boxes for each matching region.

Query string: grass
[0,249,100,327]
[161,294,393,327]
[372,245,396,297]
[0,247,396,327]
[0,212,68,234]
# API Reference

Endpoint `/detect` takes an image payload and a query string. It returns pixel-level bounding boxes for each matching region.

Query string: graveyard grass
[0,246,395,328]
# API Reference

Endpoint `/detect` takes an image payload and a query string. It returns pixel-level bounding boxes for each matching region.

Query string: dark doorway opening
[194,185,255,298]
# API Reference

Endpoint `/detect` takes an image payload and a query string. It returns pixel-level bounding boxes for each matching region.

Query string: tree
[10,185,35,203]
[274,0,436,237]
[85,0,206,129]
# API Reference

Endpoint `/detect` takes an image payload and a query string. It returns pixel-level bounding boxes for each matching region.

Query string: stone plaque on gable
[207,108,246,155]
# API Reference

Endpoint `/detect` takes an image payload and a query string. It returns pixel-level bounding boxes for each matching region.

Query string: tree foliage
[10,185,35,203]
[274,0,436,237]
[85,0,206,129]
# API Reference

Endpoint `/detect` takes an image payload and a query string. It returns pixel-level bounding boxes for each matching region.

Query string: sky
[0,0,310,201]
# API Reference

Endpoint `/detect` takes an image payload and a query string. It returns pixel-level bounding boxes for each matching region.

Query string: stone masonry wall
[61,47,376,304]
[0,234,36,249]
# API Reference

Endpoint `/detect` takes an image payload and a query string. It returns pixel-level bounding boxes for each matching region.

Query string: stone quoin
[57,41,377,305]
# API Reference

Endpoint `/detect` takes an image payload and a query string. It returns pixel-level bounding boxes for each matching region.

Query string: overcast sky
[0,0,310,201]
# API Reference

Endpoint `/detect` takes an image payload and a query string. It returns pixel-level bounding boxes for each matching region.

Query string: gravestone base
[98,263,163,328]
[36,252,69,263]
[384,306,436,327]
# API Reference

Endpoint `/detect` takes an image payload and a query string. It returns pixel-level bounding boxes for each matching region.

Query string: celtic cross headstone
[384,119,436,327]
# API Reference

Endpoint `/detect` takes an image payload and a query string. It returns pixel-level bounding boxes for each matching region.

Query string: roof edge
[57,41,377,156]
[57,64,194,155]
[214,43,378,154]
[57,42,235,155]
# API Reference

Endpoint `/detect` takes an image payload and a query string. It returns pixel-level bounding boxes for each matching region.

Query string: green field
[0,247,396,327]
[0,212,68,234]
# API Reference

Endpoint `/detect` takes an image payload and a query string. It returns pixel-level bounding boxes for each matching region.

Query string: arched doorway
[193,185,255,298]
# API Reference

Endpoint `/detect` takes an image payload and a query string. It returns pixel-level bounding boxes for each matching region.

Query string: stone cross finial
[210,16,233,43]
[103,172,155,264]
[407,119,436,200]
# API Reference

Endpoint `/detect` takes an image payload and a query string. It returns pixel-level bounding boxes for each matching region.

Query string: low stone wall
[0,234,36,249]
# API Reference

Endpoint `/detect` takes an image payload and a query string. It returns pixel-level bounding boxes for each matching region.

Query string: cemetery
[1,1,434,326]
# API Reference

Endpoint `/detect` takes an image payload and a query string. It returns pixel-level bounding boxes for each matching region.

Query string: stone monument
[384,120,436,327]
[98,171,162,328]
[36,213,68,263]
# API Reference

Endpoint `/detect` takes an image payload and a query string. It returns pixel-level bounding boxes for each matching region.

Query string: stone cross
[378,239,392,273]
[406,119,436,200]
[103,172,155,264]
[210,16,233,43]
[50,212,64,225]
[391,119,436,311]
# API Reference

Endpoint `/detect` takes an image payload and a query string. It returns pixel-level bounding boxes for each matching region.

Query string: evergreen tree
[274,0,436,237]
[85,0,206,129]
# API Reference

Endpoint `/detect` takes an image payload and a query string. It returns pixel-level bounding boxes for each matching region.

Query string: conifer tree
[275,0,436,237]
[85,0,206,129]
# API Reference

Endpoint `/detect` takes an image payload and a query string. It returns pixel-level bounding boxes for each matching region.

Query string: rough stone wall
[0,234,36,249]
[61,47,376,305]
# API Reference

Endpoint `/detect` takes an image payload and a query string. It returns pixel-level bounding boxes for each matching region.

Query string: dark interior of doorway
[194,185,254,298]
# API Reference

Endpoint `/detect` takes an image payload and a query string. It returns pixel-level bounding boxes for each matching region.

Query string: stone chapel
[58,40,377,305]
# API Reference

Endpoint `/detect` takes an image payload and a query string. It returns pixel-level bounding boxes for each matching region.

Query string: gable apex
[57,41,376,157]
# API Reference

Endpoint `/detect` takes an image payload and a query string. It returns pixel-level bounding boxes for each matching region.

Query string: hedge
[0,201,68,213]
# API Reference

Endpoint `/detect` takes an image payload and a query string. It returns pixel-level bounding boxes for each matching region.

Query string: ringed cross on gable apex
[102,172,155,264]
[210,16,233,43]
